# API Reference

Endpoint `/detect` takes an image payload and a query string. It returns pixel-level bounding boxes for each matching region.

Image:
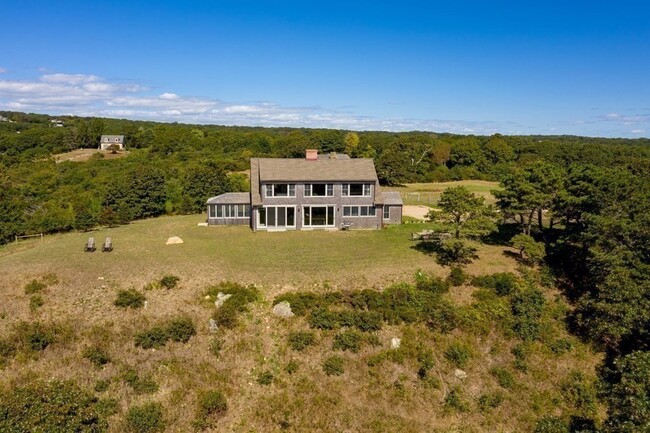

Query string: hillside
[0,215,602,432]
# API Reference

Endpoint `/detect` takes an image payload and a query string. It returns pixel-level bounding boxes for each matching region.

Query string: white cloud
[631,129,645,134]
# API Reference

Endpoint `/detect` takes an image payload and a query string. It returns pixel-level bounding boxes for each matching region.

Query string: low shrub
[512,343,529,371]
[96,397,119,417]
[159,275,180,290]
[288,331,316,351]
[29,295,45,311]
[14,321,56,352]
[114,289,146,309]
[548,338,574,355]
[0,380,108,432]
[273,291,335,316]
[490,366,515,389]
[0,339,16,366]
[354,311,383,332]
[511,288,545,341]
[257,370,274,385]
[123,369,159,394]
[134,326,168,349]
[444,342,473,368]
[126,402,165,433]
[415,270,450,295]
[308,309,340,330]
[444,388,469,412]
[478,392,504,411]
[83,345,111,367]
[333,330,363,353]
[447,267,468,286]
[24,279,46,294]
[94,379,110,393]
[323,356,345,376]
[560,371,598,418]
[165,316,196,343]
[471,272,519,296]
[193,390,227,430]
[285,360,299,374]
[208,282,259,329]
[534,416,569,433]
[209,338,224,357]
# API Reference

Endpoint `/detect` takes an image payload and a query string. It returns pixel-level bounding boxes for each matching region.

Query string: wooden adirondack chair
[102,237,113,252]
[85,237,96,252]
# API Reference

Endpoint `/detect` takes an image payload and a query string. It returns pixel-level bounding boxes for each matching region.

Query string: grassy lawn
[384,180,501,206]
[0,213,516,293]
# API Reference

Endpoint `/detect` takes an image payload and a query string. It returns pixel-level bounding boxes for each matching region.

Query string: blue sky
[1,1,649,137]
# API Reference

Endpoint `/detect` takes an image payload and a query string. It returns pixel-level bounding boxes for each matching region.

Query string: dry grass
[0,214,602,432]
[52,148,129,163]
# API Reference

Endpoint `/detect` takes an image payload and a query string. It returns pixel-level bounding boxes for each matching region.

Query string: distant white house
[50,119,64,127]
[99,135,125,150]
[0,115,9,122]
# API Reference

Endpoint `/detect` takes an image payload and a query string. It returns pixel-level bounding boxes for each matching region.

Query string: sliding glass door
[258,206,295,229]
[303,206,335,228]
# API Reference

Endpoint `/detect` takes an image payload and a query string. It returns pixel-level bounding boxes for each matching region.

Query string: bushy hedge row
[206,282,259,329]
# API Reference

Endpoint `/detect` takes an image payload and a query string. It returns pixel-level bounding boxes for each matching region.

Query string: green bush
[29,294,44,311]
[193,390,227,430]
[114,289,146,309]
[285,360,299,374]
[165,316,196,343]
[548,338,574,355]
[123,369,159,394]
[126,402,165,433]
[490,366,515,389]
[308,308,341,330]
[0,339,16,366]
[24,279,46,294]
[534,416,569,433]
[444,342,473,368]
[353,311,383,332]
[415,270,450,295]
[273,291,332,316]
[436,239,478,266]
[257,370,274,385]
[83,345,111,367]
[511,288,545,341]
[94,379,110,393]
[512,343,529,371]
[96,397,119,417]
[323,356,345,376]
[560,371,597,418]
[447,267,467,286]
[134,326,168,349]
[288,331,316,351]
[208,282,259,329]
[14,321,56,351]
[333,330,363,353]
[444,388,469,412]
[0,380,108,432]
[471,272,519,296]
[209,338,224,357]
[159,274,180,290]
[478,392,504,411]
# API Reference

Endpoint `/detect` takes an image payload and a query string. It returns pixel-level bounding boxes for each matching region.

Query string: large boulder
[272,301,294,318]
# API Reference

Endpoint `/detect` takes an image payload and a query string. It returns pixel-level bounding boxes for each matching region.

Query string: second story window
[342,183,371,197]
[304,183,333,197]
[265,183,295,197]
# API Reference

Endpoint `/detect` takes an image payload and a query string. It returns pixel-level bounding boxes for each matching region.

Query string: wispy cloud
[0,67,7,74]
[0,70,508,134]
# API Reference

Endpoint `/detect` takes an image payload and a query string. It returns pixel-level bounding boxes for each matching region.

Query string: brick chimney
[306,149,318,161]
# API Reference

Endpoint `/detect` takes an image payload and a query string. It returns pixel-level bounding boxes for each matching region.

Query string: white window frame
[302,205,335,227]
[342,183,372,197]
[212,204,250,219]
[304,183,334,197]
[264,183,296,198]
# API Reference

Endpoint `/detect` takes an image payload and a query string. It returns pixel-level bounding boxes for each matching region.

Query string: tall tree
[428,186,495,239]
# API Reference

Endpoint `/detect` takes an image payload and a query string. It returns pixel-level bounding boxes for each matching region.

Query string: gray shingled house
[206,150,402,231]
[99,135,125,150]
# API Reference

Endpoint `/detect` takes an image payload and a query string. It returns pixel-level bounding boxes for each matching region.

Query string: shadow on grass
[410,240,478,266]
[481,223,520,246]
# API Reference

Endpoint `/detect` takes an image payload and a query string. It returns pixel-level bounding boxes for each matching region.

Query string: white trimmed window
[258,206,295,228]
[343,206,376,217]
[342,183,371,197]
[304,183,334,197]
[211,204,250,218]
[264,183,295,197]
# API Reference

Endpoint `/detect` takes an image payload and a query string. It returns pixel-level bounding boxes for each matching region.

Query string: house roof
[256,158,378,182]
[206,192,250,205]
[381,191,404,206]
[100,135,124,141]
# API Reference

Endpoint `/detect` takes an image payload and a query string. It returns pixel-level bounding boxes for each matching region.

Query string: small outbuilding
[206,193,251,226]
